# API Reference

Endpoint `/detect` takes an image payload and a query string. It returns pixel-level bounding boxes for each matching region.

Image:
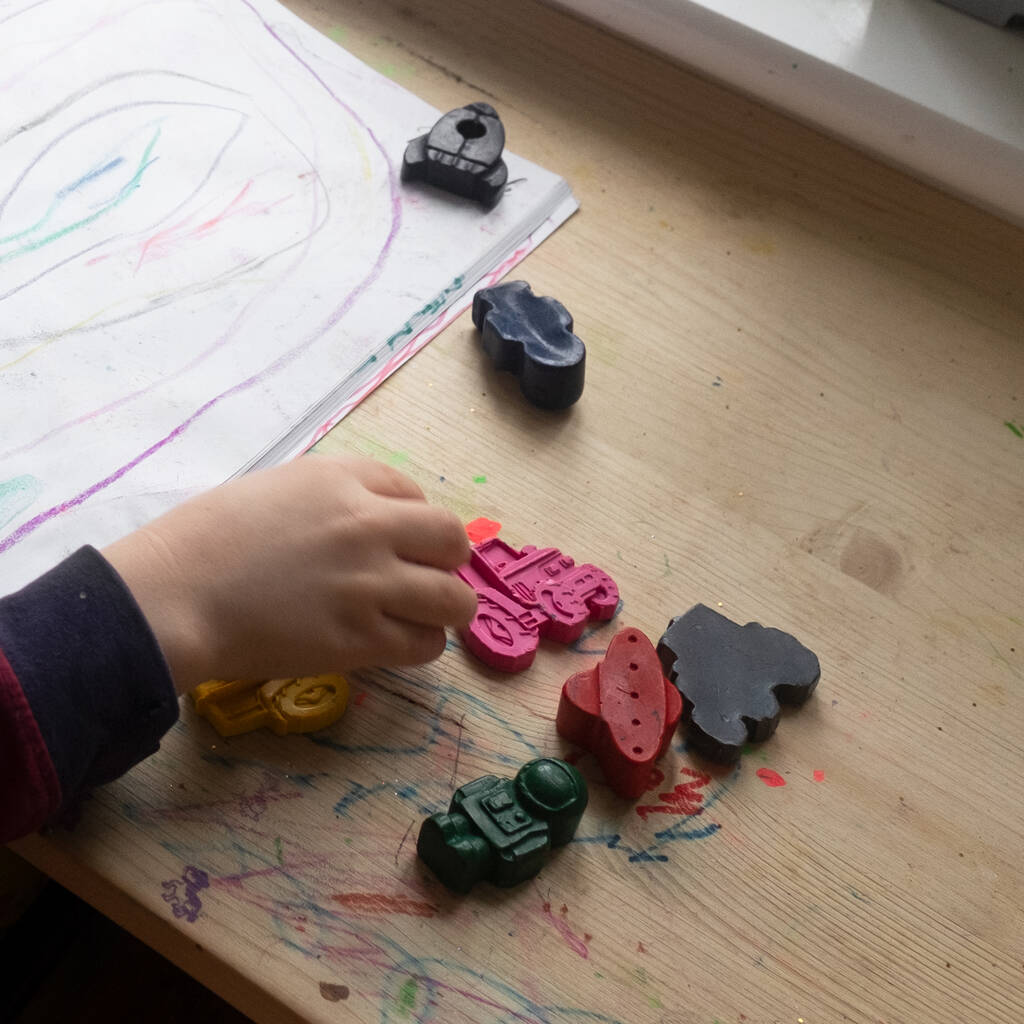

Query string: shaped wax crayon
[417,758,587,892]
[557,628,682,798]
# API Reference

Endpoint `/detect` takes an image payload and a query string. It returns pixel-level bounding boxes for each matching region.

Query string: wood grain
[13,1,1024,1022]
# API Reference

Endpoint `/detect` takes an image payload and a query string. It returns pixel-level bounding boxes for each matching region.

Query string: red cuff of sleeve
[0,646,61,843]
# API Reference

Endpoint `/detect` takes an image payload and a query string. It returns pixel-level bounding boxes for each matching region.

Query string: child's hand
[103,455,477,694]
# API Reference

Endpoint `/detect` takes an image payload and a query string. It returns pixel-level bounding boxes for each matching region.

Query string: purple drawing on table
[161,865,210,924]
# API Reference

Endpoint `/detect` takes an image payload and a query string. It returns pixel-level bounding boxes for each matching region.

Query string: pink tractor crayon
[456,537,619,672]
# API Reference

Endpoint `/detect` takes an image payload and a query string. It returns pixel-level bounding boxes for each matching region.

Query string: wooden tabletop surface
[12,1,1024,1022]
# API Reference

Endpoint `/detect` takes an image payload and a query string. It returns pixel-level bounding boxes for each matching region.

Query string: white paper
[0,0,576,594]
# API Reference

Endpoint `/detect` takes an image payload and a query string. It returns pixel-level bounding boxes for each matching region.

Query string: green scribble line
[0,157,126,246]
[472,474,487,484]
[353,275,466,376]
[274,836,283,864]
[387,276,464,349]
[1005,420,1023,439]
[0,126,161,264]
[397,977,418,1016]
[3,195,62,247]
[0,474,43,530]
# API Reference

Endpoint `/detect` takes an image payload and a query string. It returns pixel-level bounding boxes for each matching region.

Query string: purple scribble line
[0,0,402,556]
[239,0,402,341]
[0,392,236,553]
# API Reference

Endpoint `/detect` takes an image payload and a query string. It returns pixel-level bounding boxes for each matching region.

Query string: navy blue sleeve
[0,546,179,810]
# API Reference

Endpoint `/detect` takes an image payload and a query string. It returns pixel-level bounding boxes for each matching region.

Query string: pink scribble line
[541,903,590,959]
[306,305,459,448]
[0,1,402,556]
[481,240,532,287]
[201,860,596,1023]
[312,941,554,1024]
[136,178,254,270]
[400,973,550,1024]
[134,178,290,271]
[196,179,254,232]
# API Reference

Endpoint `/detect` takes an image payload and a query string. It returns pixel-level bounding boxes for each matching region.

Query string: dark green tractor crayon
[417,757,588,892]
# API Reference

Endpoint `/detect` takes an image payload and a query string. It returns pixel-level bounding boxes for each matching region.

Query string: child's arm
[0,456,476,842]
[0,545,178,842]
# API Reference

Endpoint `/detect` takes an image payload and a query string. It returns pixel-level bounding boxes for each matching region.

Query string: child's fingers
[381,565,477,628]
[344,457,426,501]
[373,617,449,666]
[384,503,471,569]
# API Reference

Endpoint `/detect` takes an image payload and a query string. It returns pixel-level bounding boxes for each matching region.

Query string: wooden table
[12,1,1024,1022]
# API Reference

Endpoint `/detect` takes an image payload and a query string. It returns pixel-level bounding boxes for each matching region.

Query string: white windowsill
[548,0,1024,226]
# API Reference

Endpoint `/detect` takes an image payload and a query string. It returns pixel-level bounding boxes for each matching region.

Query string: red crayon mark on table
[132,777,301,826]
[319,982,349,1001]
[636,766,711,821]
[354,691,367,706]
[756,768,787,787]
[330,893,436,917]
[541,901,590,958]
[465,516,502,544]
[813,769,826,783]
[637,941,647,953]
